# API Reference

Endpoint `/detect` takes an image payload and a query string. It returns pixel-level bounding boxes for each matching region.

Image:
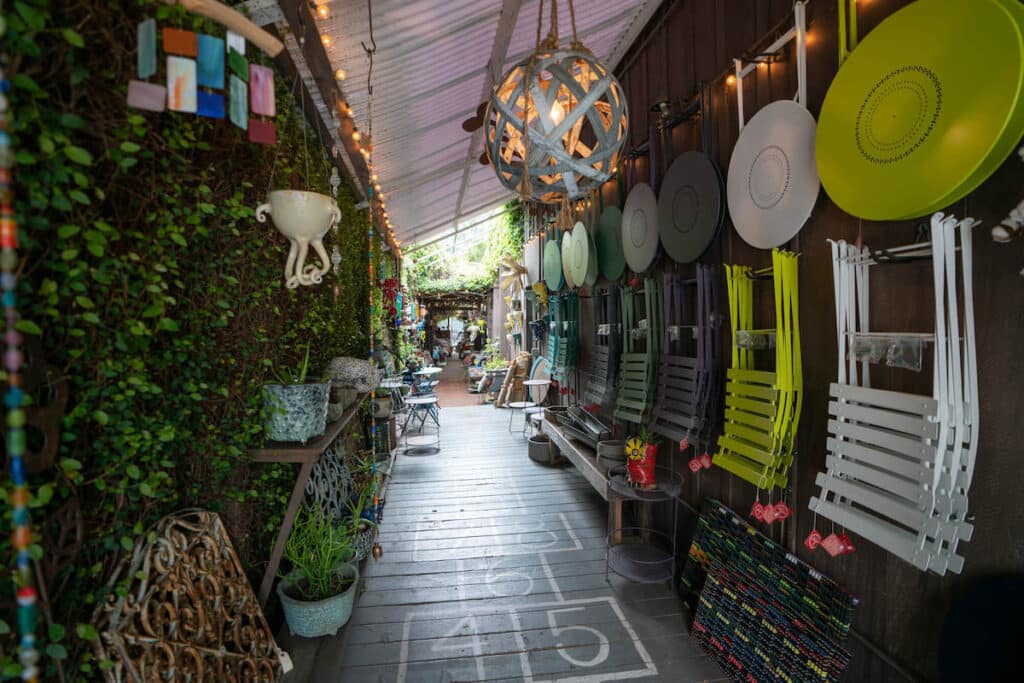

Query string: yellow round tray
[816,0,1024,220]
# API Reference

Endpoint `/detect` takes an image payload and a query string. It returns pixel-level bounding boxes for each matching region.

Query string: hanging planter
[256,190,340,289]
[485,0,628,203]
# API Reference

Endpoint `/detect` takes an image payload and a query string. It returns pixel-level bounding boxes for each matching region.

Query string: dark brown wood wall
[579,1,1024,680]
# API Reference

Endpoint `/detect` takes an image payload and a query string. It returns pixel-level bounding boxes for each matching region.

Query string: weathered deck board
[280,404,724,682]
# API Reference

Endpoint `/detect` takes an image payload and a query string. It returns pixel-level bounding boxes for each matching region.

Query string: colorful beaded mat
[683,500,858,682]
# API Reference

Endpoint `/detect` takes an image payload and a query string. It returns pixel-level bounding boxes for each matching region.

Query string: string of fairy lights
[311,0,401,258]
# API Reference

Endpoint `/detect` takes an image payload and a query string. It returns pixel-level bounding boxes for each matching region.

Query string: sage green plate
[583,223,599,287]
[596,206,626,281]
[561,230,577,289]
[543,239,564,291]
[816,0,1024,220]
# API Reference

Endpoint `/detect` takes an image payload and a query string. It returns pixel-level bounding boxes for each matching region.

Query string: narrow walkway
[287,404,725,682]
[431,361,482,407]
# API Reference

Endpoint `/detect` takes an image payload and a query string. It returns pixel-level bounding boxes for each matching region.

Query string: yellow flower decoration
[531,281,548,306]
[625,437,644,461]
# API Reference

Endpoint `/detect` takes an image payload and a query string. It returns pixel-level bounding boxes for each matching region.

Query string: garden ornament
[499,256,527,296]
[531,281,548,306]
[256,190,341,288]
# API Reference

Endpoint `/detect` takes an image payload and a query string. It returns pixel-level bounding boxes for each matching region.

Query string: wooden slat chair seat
[613,279,661,425]
[809,217,979,575]
[714,251,802,491]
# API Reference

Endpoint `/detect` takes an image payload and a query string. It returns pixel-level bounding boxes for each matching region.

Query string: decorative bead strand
[368,186,378,509]
[0,46,41,683]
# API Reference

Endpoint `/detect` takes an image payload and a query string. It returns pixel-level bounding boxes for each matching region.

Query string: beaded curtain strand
[364,0,380,507]
[0,26,42,683]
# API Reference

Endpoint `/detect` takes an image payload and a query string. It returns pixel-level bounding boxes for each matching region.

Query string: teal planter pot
[277,562,359,638]
[263,381,330,443]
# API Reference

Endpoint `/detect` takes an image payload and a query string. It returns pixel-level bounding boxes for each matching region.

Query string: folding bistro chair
[713,249,802,491]
[613,278,662,425]
[809,213,979,575]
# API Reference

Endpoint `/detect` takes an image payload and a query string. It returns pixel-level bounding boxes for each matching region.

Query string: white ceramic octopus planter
[256,190,341,288]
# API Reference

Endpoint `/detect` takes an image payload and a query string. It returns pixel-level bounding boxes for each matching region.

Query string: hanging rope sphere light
[485,0,628,203]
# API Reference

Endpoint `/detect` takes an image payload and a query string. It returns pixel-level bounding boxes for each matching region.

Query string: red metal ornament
[837,533,855,555]
[750,501,765,521]
[821,533,844,557]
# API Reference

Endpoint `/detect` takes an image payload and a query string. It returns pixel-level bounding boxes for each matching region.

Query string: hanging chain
[362,0,377,143]
[266,70,302,196]
[534,0,581,51]
[567,0,581,49]
[535,0,544,50]
[302,66,309,191]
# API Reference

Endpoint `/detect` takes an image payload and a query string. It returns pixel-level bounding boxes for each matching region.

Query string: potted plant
[277,507,360,638]
[625,426,657,489]
[347,484,379,562]
[264,343,331,443]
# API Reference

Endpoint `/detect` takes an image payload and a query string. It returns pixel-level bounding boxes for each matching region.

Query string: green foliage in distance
[406,200,525,297]
[0,0,395,676]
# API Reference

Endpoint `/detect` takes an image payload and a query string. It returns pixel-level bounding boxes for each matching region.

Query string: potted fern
[277,507,360,638]
[264,343,331,443]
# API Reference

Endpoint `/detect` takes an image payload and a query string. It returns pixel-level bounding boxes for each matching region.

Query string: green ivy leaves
[2,0,378,677]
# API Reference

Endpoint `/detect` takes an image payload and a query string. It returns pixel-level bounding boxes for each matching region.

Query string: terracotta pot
[627,442,657,489]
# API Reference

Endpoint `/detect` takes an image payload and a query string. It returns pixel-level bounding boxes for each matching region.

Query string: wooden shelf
[250,391,369,606]
[251,392,369,463]
[542,419,608,501]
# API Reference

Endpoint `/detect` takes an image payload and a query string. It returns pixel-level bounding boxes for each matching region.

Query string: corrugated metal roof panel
[314,0,658,247]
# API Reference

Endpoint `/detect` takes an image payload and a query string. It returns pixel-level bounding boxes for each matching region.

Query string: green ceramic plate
[584,224,599,287]
[561,230,577,289]
[596,206,626,281]
[569,222,591,287]
[543,238,564,291]
[816,0,1024,220]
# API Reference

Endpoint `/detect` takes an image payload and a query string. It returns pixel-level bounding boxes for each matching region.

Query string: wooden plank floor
[280,404,726,682]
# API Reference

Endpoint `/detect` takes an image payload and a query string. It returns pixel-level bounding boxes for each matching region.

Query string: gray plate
[727,100,820,250]
[658,151,722,263]
[621,183,659,273]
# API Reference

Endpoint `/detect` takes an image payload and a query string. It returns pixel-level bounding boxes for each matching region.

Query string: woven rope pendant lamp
[485,0,629,203]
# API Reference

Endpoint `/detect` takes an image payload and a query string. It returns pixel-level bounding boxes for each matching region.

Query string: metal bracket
[733,1,807,131]
[837,0,861,67]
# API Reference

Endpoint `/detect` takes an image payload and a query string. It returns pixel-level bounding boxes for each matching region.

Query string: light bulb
[726,74,736,87]
[335,68,346,80]
[317,5,329,19]
[321,34,332,47]
[549,100,565,126]
[371,174,378,181]
[352,131,361,141]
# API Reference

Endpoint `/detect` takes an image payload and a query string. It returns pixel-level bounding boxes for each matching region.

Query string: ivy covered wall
[1,0,376,676]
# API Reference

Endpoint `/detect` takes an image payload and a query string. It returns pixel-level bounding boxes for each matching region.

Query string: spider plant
[281,506,355,601]
[270,342,315,385]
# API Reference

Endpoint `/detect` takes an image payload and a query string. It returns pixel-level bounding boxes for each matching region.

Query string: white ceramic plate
[727,100,820,250]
